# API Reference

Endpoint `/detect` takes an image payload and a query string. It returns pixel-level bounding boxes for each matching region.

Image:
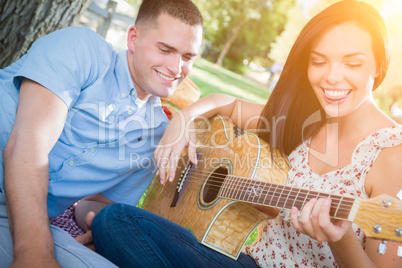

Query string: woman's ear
[127,26,140,53]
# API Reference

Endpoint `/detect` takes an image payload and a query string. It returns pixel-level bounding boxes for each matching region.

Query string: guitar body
[142,115,289,259]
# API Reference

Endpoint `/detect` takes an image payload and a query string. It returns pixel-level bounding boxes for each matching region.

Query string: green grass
[189,58,270,104]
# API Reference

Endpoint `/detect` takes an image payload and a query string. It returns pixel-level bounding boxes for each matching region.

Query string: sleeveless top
[244,125,402,267]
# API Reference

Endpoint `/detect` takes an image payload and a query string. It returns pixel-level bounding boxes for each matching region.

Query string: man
[0,0,203,266]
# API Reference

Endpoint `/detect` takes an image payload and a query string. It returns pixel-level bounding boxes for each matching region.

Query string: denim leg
[0,194,117,268]
[92,203,258,268]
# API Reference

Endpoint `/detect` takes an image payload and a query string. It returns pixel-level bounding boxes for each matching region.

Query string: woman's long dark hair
[258,0,390,158]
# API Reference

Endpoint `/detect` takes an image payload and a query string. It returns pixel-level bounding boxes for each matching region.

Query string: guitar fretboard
[219,176,356,220]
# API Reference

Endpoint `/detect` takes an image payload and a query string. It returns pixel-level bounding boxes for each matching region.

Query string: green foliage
[195,0,295,72]
[245,228,259,246]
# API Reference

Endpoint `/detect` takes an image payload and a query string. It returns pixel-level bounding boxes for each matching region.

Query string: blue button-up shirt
[0,27,169,218]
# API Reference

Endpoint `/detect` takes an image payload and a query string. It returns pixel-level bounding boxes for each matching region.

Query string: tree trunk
[0,0,90,68]
[216,18,247,67]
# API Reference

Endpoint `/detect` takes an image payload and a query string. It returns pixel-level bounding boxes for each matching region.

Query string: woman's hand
[155,110,198,184]
[74,211,96,251]
[290,198,352,242]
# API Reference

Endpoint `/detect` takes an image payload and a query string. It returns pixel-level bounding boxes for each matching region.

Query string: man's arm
[3,78,68,267]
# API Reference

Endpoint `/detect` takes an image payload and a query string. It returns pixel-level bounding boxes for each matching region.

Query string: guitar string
[176,168,353,203]
[175,169,354,206]
[168,169,355,216]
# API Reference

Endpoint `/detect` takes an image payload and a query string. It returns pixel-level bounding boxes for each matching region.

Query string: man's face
[127,13,203,100]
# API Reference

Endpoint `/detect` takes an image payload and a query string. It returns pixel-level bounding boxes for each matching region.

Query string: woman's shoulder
[360,122,402,148]
[364,140,402,198]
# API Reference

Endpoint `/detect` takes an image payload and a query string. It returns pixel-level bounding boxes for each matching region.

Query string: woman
[92,1,402,267]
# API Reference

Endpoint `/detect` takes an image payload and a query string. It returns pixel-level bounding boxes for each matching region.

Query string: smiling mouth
[156,70,176,81]
[323,89,351,100]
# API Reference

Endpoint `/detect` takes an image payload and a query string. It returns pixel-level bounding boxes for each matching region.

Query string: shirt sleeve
[15,26,112,109]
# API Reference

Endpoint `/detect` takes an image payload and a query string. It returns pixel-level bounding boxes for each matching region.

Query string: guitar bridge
[170,153,201,207]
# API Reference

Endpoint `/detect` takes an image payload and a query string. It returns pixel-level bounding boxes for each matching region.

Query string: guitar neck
[219,176,357,221]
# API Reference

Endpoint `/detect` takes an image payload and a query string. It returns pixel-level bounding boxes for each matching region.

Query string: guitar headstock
[353,194,402,243]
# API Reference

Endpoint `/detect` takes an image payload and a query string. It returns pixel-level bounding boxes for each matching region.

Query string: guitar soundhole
[203,166,228,203]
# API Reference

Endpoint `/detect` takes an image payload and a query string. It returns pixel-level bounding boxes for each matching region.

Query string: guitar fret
[229,177,239,199]
[275,185,286,207]
[232,176,241,200]
[220,176,229,198]
[225,176,234,199]
[256,180,265,204]
[268,185,280,207]
[240,178,251,202]
[242,179,252,202]
[282,186,294,209]
[299,189,310,211]
[335,196,354,219]
[220,176,355,221]
[262,182,273,206]
[235,177,243,201]
[291,188,302,209]
[334,195,342,218]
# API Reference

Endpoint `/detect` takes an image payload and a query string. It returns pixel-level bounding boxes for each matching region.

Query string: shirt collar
[116,50,163,108]
[115,50,135,99]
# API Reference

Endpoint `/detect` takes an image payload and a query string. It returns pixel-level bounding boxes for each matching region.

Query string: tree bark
[0,0,90,68]
[216,18,247,67]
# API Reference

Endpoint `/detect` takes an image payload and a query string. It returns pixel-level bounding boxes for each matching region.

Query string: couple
[1,0,401,267]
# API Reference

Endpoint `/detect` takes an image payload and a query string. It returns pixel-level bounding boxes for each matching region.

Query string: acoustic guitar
[143,114,402,260]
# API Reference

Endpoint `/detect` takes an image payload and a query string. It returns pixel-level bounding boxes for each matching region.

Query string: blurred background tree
[193,0,294,73]
[1,0,401,119]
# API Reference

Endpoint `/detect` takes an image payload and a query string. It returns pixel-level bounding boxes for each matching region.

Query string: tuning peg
[396,228,402,237]
[398,246,402,258]
[382,199,392,208]
[397,189,402,200]
[373,224,382,233]
[377,240,387,255]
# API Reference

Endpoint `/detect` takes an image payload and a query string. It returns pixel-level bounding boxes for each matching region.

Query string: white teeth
[324,89,349,98]
[157,71,175,81]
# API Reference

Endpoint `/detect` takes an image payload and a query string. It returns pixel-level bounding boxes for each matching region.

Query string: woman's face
[307,22,377,118]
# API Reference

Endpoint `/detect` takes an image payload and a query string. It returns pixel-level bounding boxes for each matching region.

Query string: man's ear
[127,25,140,53]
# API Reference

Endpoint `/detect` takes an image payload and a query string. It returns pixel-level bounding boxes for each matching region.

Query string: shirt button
[127,110,133,115]
[121,93,126,97]
[69,161,74,166]
[90,148,95,152]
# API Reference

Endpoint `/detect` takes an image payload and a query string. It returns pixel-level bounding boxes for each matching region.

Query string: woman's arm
[361,143,402,267]
[155,93,265,184]
[290,143,402,268]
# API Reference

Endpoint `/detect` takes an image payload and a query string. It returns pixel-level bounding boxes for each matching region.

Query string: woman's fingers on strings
[290,207,301,229]
[298,198,317,237]
[188,133,198,165]
[158,149,171,184]
[311,198,332,242]
[168,150,179,182]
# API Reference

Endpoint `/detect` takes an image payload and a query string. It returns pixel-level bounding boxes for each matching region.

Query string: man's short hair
[135,0,203,28]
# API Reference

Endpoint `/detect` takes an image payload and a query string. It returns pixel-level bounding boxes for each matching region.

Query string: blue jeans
[92,203,259,268]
